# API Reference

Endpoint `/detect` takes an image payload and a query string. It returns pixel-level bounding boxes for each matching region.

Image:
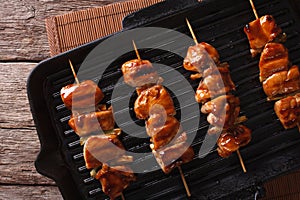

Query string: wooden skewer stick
[178,166,192,197]
[186,18,248,173]
[121,193,126,200]
[186,18,199,45]
[249,0,259,20]
[237,149,247,173]
[132,40,141,60]
[234,117,247,173]
[69,59,80,84]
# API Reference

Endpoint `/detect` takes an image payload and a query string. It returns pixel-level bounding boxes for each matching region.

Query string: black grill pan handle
[122,0,199,29]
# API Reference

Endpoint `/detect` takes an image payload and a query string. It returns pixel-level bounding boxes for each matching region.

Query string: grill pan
[27,0,300,199]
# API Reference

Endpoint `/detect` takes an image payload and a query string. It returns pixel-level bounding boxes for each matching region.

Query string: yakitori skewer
[133,41,192,196]
[122,40,194,197]
[244,1,300,131]
[61,60,135,200]
[185,19,251,173]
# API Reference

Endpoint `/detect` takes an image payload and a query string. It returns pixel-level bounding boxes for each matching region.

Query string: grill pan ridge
[27,0,300,199]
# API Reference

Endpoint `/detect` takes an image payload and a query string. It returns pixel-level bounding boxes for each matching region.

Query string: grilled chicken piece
[201,95,240,129]
[152,132,194,174]
[68,107,115,137]
[95,164,136,200]
[244,15,285,57]
[259,42,289,82]
[146,113,181,150]
[274,93,300,130]
[217,125,252,158]
[195,63,236,103]
[60,80,104,110]
[121,59,159,87]
[134,85,176,119]
[263,65,300,99]
[183,42,220,73]
[83,135,126,169]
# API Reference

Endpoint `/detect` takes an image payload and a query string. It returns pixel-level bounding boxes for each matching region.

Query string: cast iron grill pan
[27,0,300,199]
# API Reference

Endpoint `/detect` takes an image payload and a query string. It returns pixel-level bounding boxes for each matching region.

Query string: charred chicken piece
[201,95,240,129]
[244,15,285,57]
[217,125,252,158]
[195,63,236,103]
[134,85,176,119]
[83,135,126,169]
[184,42,220,73]
[146,113,181,150]
[60,80,104,110]
[95,164,136,200]
[152,132,194,174]
[121,59,159,88]
[68,107,115,137]
[259,42,289,82]
[263,65,300,100]
[274,93,300,130]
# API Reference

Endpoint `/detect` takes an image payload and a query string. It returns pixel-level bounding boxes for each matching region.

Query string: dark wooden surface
[0,0,299,199]
[0,1,124,199]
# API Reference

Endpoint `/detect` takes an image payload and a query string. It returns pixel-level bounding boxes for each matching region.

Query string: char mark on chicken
[195,63,236,103]
[60,80,104,110]
[274,93,300,130]
[244,15,286,57]
[263,65,300,100]
[68,106,115,137]
[184,42,220,74]
[95,164,136,200]
[134,84,176,120]
[217,125,252,158]
[201,95,240,129]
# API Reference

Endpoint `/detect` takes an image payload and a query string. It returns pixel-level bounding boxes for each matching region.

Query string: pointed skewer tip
[185,18,198,45]
[237,150,247,173]
[249,0,259,19]
[178,166,191,197]
[132,40,141,60]
[121,193,126,200]
[68,59,80,84]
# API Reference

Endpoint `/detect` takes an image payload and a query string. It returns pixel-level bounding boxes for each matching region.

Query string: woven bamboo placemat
[45,0,163,56]
[44,0,300,199]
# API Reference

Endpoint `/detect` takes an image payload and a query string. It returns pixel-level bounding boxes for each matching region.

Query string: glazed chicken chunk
[263,65,300,100]
[244,15,284,57]
[60,80,104,110]
[217,125,252,158]
[68,107,115,137]
[83,135,127,169]
[195,63,236,103]
[274,93,300,130]
[134,85,176,119]
[146,113,181,150]
[121,59,159,88]
[259,42,289,82]
[95,164,136,200]
[183,42,220,73]
[152,132,194,174]
[201,95,240,129]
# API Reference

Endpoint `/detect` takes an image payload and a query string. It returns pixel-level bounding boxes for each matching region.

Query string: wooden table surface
[0,1,125,199]
[0,0,299,199]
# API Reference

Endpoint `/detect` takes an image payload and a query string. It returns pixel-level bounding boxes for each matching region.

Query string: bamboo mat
[45,0,163,56]
[45,0,300,199]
